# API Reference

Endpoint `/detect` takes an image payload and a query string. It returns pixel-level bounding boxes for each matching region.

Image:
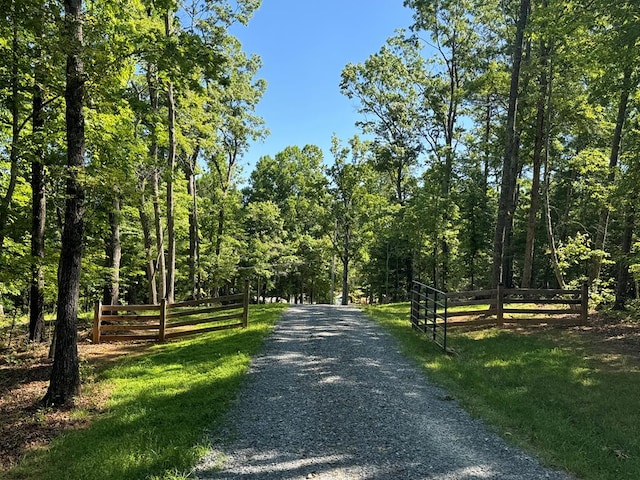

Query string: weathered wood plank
[99,334,159,342]
[502,288,580,296]
[502,308,574,315]
[100,324,160,332]
[164,322,243,339]
[167,312,244,328]
[447,309,496,318]
[165,303,241,319]
[169,293,243,308]
[100,314,162,322]
[101,304,160,312]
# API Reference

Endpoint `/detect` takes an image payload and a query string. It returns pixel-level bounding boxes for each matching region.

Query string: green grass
[4,303,288,480]
[362,303,640,480]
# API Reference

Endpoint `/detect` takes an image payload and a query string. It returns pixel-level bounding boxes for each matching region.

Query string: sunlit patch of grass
[5,304,288,480]
[362,303,640,480]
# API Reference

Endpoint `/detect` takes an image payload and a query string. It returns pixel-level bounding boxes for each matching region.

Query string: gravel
[195,304,572,480]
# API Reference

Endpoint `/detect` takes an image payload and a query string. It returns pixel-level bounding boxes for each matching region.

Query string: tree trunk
[0,18,21,254]
[185,148,200,300]
[492,0,530,287]
[522,41,550,288]
[151,169,166,300]
[341,227,350,305]
[102,195,121,307]
[137,177,157,304]
[164,12,177,304]
[590,64,633,285]
[43,0,84,407]
[614,207,635,310]
[146,62,166,301]
[29,73,46,342]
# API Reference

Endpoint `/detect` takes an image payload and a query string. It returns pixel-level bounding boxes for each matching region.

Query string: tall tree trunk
[341,225,350,305]
[43,0,84,406]
[522,42,550,288]
[590,65,633,285]
[614,207,635,310]
[29,71,46,342]
[146,64,166,301]
[542,63,564,289]
[185,148,200,299]
[0,18,21,254]
[492,0,530,287]
[137,176,157,304]
[102,195,121,307]
[164,12,177,303]
[151,169,166,300]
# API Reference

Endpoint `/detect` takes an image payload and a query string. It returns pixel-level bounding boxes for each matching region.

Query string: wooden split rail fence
[93,282,250,344]
[411,281,589,352]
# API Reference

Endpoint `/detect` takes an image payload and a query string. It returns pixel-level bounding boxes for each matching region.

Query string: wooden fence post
[93,301,102,344]
[496,284,504,327]
[581,282,589,324]
[242,279,250,328]
[159,298,167,342]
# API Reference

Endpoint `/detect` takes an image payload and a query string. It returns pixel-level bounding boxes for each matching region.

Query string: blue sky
[230,0,414,175]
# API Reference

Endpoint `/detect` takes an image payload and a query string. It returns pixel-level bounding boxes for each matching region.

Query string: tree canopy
[2,0,640,404]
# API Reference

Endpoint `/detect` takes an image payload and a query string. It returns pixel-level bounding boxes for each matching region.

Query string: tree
[43,0,84,406]
[492,0,530,288]
[328,136,372,304]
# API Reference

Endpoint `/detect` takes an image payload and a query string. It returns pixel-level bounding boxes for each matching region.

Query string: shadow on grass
[362,303,640,480]
[6,304,287,480]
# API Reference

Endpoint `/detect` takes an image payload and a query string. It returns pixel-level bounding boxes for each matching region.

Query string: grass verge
[4,303,288,480]
[361,303,640,480]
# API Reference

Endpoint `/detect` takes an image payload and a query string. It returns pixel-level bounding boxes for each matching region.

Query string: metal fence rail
[410,281,448,352]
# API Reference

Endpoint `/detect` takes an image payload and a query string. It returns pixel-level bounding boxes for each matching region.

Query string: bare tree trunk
[522,41,550,288]
[341,225,350,305]
[43,0,84,407]
[164,12,177,303]
[492,0,530,287]
[614,207,635,310]
[185,148,200,299]
[539,60,564,289]
[590,65,633,285]
[137,177,157,304]
[29,71,46,342]
[151,169,166,300]
[146,63,166,301]
[102,196,121,307]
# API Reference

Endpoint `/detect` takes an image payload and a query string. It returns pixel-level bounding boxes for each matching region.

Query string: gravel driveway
[196,305,571,479]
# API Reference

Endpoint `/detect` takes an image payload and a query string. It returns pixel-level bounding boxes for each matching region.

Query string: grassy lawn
[4,303,288,480]
[362,303,640,480]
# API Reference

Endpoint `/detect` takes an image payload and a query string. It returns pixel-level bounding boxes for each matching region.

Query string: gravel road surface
[196,304,571,479]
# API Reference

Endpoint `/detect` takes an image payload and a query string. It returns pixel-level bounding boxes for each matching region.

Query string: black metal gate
[410,281,448,352]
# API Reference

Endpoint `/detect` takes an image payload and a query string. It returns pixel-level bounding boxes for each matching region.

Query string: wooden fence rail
[444,283,588,327]
[410,281,589,351]
[93,281,250,344]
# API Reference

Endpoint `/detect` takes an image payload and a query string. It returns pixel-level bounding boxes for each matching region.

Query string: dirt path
[196,305,571,479]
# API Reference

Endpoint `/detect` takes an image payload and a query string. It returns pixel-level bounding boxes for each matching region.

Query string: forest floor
[0,311,639,474]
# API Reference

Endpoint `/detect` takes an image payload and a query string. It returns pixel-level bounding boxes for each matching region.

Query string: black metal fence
[410,281,448,351]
